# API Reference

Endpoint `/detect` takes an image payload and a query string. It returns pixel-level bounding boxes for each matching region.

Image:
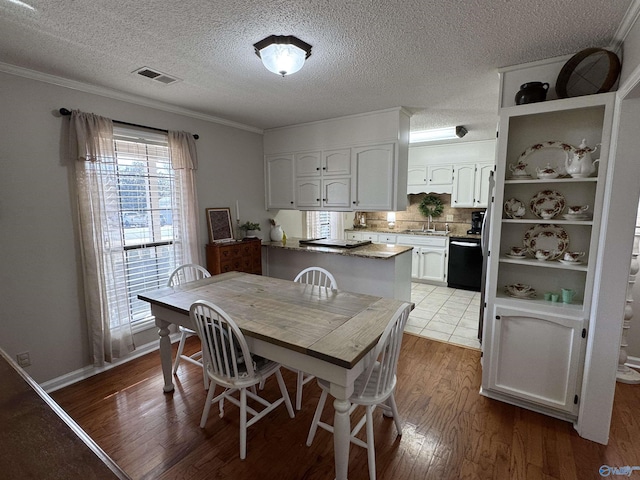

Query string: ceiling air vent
[133,67,181,85]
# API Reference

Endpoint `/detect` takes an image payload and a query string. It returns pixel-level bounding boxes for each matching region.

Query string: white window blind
[304,211,345,239]
[108,126,185,326]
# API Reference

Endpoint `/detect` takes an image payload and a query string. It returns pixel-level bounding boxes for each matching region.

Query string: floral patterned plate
[504,198,526,218]
[529,190,565,219]
[523,224,569,260]
[517,140,575,169]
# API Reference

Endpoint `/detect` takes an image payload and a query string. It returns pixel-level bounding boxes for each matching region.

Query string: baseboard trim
[41,333,181,394]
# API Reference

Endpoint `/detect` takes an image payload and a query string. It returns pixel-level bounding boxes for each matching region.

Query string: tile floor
[406,282,482,350]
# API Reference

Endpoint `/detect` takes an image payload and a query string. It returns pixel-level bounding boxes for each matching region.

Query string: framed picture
[206,208,234,243]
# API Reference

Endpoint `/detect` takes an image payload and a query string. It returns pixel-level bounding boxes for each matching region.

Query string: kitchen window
[304,211,345,239]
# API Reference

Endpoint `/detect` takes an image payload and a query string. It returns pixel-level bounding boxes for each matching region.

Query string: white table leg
[156,318,174,393]
[333,396,351,480]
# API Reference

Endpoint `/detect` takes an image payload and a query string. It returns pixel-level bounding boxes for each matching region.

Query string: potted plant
[239,221,261,238]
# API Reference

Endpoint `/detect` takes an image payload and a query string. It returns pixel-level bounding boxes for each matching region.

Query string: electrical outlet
[446,215,454,222]
[16,352,31,367]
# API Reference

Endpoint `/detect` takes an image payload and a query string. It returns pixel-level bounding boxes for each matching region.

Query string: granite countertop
[262,238,413,259]
[346,228,481,240]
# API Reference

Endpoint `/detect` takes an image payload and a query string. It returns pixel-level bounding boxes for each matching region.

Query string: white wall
[0,71,264,383]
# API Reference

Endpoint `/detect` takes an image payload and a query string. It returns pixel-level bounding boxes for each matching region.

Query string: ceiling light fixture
[409,125,468,143]
[253,35,312,77]
[6,0,36,10]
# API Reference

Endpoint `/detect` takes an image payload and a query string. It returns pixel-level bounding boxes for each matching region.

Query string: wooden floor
[52,334,640,480]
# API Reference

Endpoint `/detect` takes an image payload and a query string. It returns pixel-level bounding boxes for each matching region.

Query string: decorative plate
[504,198,526,218]
[517,141,575,171]
[505,253,527,259]
[523,224,569,260]
[504,284,537,299]
[529,190,565,219]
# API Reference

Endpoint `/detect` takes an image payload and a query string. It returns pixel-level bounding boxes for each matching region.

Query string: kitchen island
[262,238,413,302]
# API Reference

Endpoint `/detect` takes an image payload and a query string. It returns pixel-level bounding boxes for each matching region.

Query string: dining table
[138,271,411,480]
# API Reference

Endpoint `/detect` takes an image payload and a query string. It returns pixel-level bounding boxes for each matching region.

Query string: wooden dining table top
[139,271,410,369]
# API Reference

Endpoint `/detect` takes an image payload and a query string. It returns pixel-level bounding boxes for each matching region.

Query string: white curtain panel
[70,110,134,365]
[168,131,201,266]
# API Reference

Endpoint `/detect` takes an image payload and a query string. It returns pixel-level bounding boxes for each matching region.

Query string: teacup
[567,205,589,215]
[563,251,585,262]
[510,246,526,256]
[535,249,552,261]
[509,162,528,176]
[540,208,556,219]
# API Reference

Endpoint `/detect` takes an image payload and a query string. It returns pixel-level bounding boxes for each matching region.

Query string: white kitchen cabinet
[295,151,322,177]
[474,162,494,207]
[378,234,397,243]
[485,305,586,416]
[264,107,410,212]
[295,177,351,209]
[407,165,428,193]
[352,143,396,211]
[451,162,494,208]
[323,149,351,176]
[265,154,295,209]
[360,232,379,242]
[397,234,448,284]
[346,231,362,241]
[428,164,454,192]
[481,92,615,421]
[452,163,476,207]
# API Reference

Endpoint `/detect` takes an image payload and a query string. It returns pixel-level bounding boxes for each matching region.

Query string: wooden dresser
[206,238,262,275]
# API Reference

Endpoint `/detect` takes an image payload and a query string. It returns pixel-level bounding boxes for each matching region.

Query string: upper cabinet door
[323,149,351,176]
[474,163,494,207]
[265,154,295,209]
[352,144,395,211]
[295,179,321,208]
[295,151,322,177]
[452,164,476,208]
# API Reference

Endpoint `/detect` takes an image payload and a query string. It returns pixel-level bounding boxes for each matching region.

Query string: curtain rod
[58,108,199,140]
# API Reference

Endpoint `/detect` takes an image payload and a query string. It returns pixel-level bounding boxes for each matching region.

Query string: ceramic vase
[270,225,283,241]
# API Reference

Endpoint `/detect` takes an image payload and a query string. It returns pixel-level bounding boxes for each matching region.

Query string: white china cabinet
[481,92,615,420]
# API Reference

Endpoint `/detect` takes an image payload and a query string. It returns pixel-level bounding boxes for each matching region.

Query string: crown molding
[0,62,264,134]
[611,0,640,53]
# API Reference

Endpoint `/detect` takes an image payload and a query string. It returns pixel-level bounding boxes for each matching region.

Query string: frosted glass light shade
[259,43,306,76]
[409,126,468,143]
[254,35,312,77]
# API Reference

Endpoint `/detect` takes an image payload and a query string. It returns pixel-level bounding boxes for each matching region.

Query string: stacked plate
[504,283,537,299]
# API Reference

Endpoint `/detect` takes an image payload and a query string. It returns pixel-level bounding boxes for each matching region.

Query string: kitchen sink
[401,229,449,236]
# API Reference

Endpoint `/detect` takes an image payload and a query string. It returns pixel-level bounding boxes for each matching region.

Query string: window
[304,211,345,239]
[109,127,184,327]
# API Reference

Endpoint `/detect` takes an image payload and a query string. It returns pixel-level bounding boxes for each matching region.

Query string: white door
[408,165,427,187]
[266,154,295,209]
[452,164,476,208]
[487,305,585,414]
[474,163,494,207]
[295,151,322,177]
[352,144,395,211]
[323,149,351,176]
[295,179,321,208]
[418,247,446,282]
[323,177,351,208]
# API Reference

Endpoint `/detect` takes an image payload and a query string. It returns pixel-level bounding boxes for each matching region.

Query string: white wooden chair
[190,300,295,460]
[168,264,211,387]
[306,302,412,480]
[292,266,338,410]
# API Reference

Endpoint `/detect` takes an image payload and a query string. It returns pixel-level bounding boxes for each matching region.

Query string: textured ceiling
[0,0,633,140]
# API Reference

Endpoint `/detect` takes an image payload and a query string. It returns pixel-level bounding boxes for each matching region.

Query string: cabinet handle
[496,315,501,320]
[322,167,326,170]
[316,167,320,170]
[323,198,326,201]
[352,201,357,204]
[290,201,294,204]
[316,198,320,201]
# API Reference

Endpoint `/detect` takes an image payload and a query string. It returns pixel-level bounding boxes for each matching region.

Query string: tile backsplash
[354,193,483,236]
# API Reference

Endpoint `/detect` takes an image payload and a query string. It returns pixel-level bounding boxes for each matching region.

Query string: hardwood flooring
[52,334,640,480]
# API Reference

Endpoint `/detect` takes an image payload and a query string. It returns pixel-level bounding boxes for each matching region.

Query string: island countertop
[262,238,413,259]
